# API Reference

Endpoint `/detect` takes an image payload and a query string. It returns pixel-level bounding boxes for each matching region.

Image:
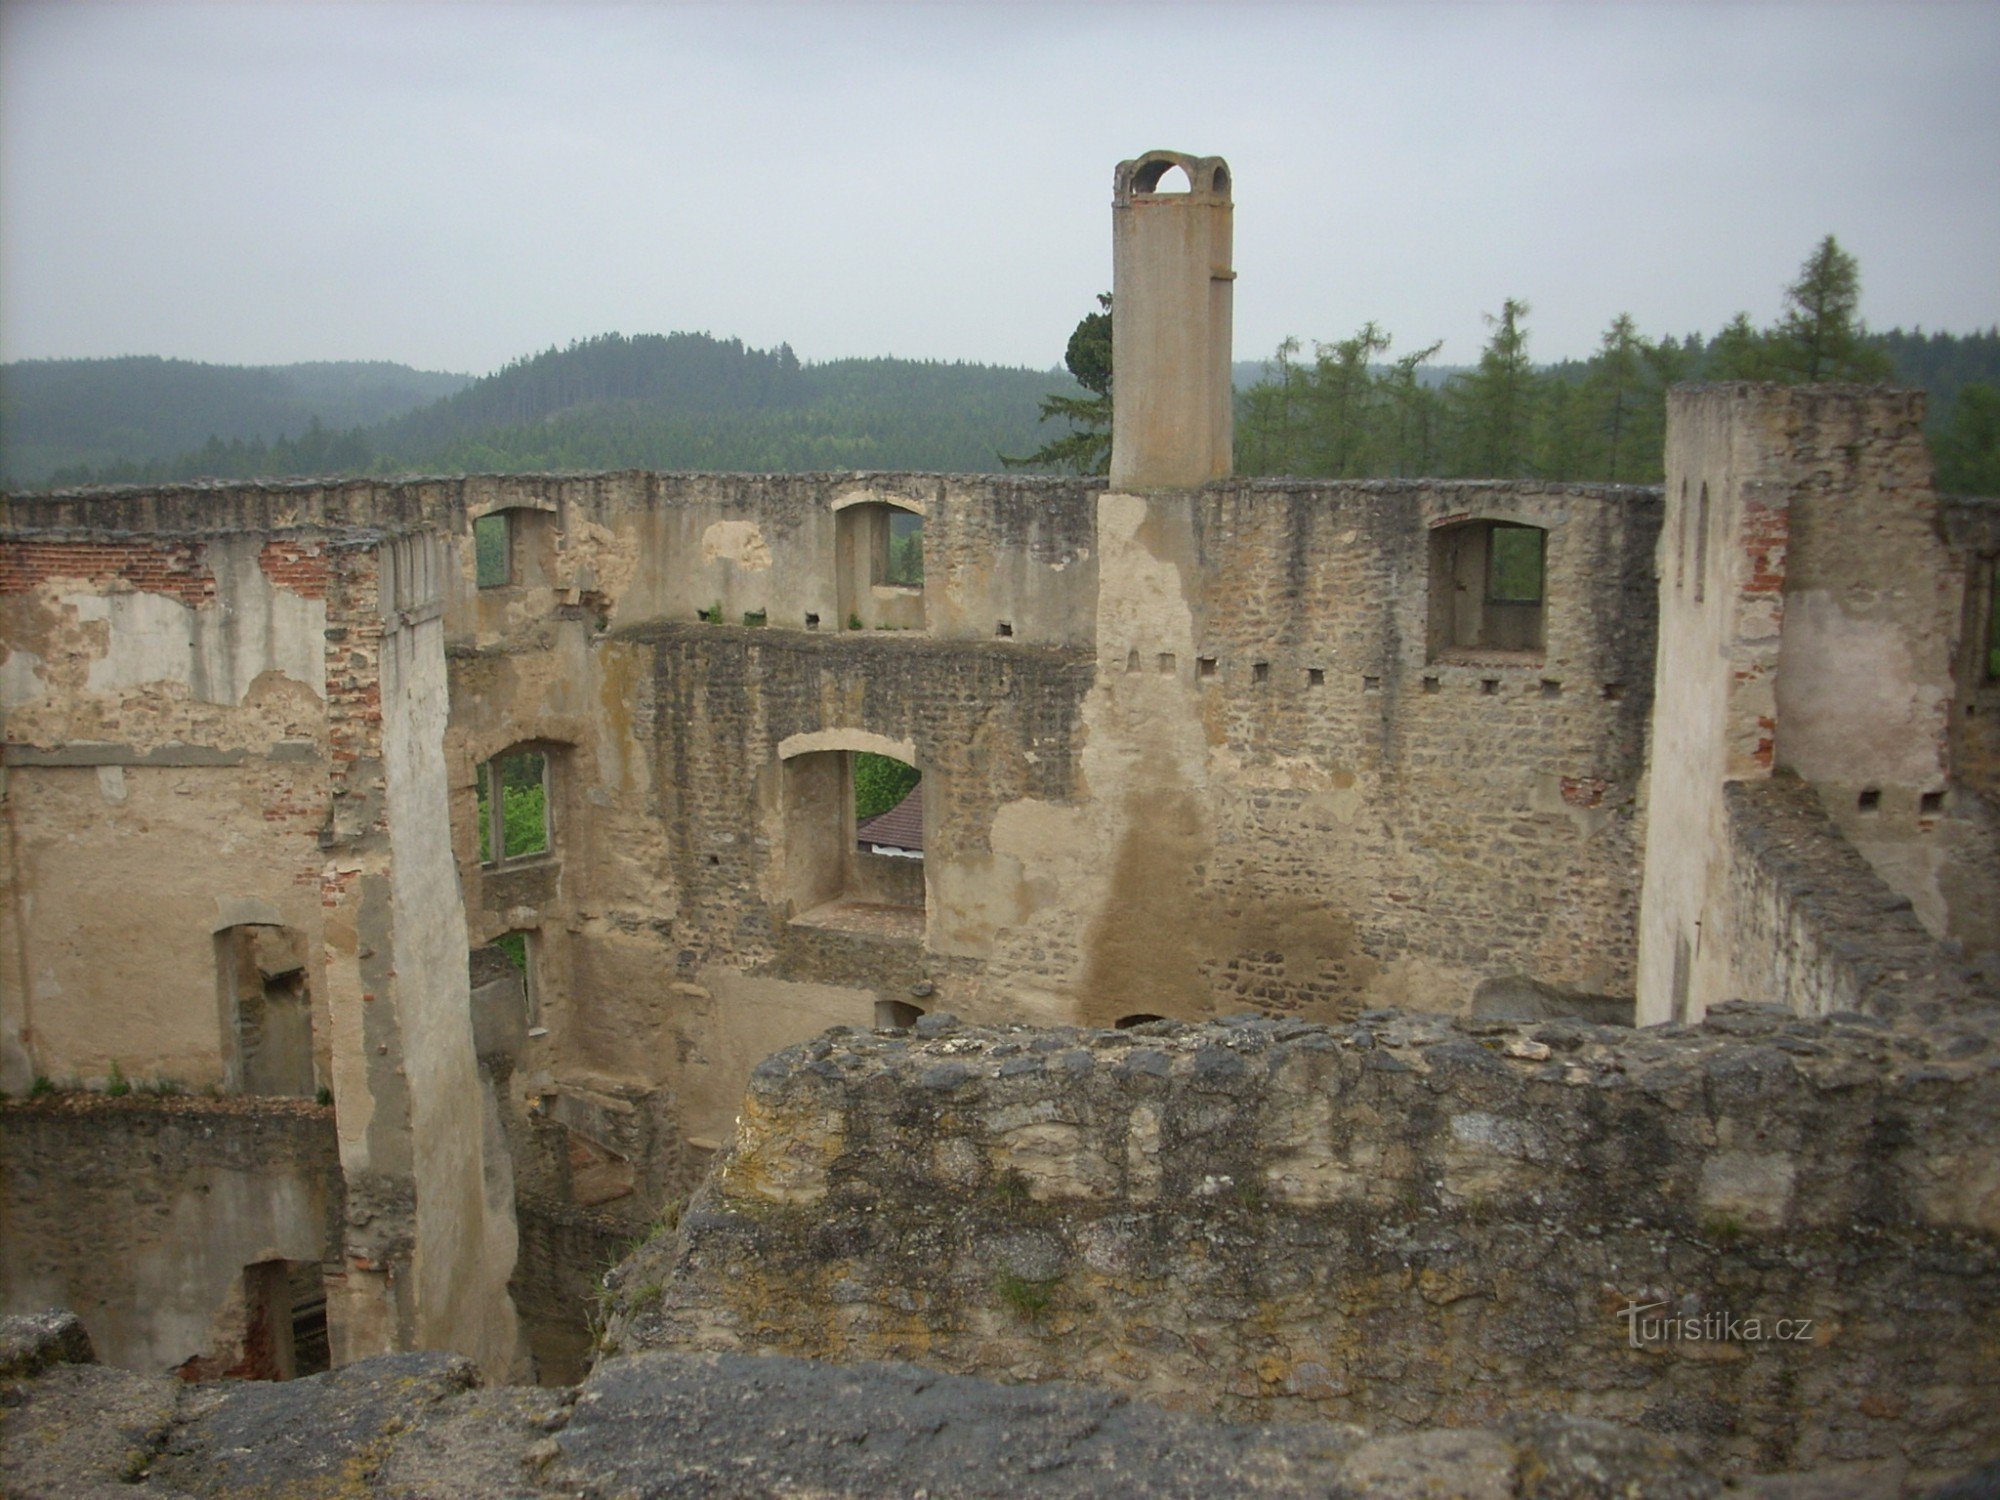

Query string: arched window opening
[875,1000,925,1030]
[1134,160,1193,194]
[1427,520,1546,659]
[478,747,550,865]
[783,747,925,939]
[835,501,927,631]
[216,924,314,1097]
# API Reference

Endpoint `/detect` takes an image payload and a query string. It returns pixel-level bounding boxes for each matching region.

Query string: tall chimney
[1109,151,1234,492]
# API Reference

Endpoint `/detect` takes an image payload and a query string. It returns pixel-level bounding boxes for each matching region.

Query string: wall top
[1114,151,1231,206]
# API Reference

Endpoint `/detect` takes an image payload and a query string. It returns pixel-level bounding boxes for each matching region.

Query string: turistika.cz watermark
[1617,1299,1815,1349]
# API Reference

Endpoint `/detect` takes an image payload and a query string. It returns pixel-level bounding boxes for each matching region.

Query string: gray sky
[3,0,1997,376]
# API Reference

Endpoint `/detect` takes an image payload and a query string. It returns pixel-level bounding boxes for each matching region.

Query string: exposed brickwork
[257,538,331,598]
[0,539,213,604]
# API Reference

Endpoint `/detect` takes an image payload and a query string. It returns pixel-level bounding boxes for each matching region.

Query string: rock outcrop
[14,1308,1985,1498]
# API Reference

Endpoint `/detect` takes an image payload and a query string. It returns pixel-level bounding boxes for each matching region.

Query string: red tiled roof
[856,781,923,852]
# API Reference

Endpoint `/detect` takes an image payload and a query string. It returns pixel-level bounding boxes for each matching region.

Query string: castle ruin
[2,152,1995,1474]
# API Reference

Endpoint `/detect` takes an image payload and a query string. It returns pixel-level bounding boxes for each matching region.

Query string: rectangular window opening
[1156,652,1177,675]
[1480,678,1500,696]
[1540,679,1562,698]
[1306,667,1325,688]
[1987,557,1999,680]
[480,749,550,863]
[473,513,511,590]
[1422,676,1441,694]
[1857,788,1882,813]
[1197,656,1217,680]
[883,510,924,588]
[1486,524,1545,605]
[1251,661,1269,684]
[1919,791,1945,817]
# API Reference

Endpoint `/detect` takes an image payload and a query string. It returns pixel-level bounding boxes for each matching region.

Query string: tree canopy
[1002,294,1113,475]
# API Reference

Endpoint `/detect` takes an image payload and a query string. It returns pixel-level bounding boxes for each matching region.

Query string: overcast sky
[3,1,1996,377]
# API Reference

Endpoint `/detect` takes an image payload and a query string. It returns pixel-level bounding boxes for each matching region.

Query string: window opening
[1920,791,1945,817]
[884,510,924,588]
[478,748,550,864]
[497,930,539,1025]
[1487,525,1544,604]
[1857,788,1881,813]
[1675,480,1688,592]
[875,1000,925,1030]
[1428,519,1547,657]
[474,513,510,589]
[1670,932,1692,1025]
[1693,483,1710,604]
[835,501,926,630]
[218,925,314,1097]
[784,747,926,937]
[1987,557,1999,679]
[210,1260,328,1381]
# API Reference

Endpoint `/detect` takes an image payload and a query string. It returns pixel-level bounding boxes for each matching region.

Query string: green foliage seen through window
[1487,526,1545,603]
[853,753,919,821]
[477,750,548,862]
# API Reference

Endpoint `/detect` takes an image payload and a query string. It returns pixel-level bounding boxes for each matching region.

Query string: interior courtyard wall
[1638,385,2000,1028]
[0,1097,341,1375]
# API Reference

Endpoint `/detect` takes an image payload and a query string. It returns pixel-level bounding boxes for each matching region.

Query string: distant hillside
[0,357,469,485]
[14,333,1081,488]
[374,333,808,459]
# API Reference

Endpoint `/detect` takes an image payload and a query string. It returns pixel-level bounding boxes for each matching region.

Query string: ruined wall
[981,480,1658,1030]
[0,495,527,1376]
[1944,495,2000,806]
[5,470,1661,1253]
[611,1007,2000,1476]
[1638,386,1999,1027]
[0,1094,341,1374]
[1722,774,1994,1022]
[0,531,335,1093]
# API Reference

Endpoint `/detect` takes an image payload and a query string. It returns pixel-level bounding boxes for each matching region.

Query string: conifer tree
[1452,299,1538,476]
[1004,294,1113,474]
[1770,235,1892,382]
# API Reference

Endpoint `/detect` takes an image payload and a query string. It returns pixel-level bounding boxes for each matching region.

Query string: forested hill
[4,334,1078,488]
[372,333,808,454]
[0,357,468,485]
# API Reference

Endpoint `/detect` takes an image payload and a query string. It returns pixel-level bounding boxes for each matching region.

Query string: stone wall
[1944,496,2000,806]
[0,1095,341,1374]
[1640,386,1999,1027]
[1722,774,1995,1022]
[610,1008,2000,1476]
